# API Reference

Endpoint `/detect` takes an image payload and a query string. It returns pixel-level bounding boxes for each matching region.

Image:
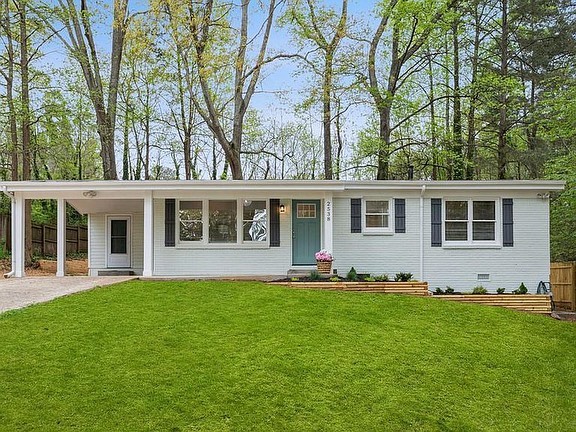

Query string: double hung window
[363,199,392,233]
[444,199,497,245]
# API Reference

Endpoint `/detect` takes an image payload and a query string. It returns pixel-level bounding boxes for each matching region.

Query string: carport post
[56,198,66,277]
[142,191,153,277]
[13,193,25,277]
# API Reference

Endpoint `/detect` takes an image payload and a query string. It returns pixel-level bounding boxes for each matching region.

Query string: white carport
[1,182,154,278]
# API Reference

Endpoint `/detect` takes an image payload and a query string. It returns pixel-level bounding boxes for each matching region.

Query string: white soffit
[67,199,144,215]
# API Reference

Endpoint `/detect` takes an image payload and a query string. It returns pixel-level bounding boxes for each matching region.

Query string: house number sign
[326,200,331,222]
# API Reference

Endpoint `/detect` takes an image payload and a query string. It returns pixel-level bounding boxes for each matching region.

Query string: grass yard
[0,280,575,431]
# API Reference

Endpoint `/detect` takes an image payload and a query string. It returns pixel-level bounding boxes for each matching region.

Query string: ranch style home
[0,180,565,292]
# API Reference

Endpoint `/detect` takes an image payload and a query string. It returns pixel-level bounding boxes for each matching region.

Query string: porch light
[279,204,286,214]
[83,190,97,198]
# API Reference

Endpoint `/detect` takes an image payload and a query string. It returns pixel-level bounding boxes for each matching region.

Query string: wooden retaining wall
[550,262,576,311]
[269,281,430,296]
[436,294,552,314]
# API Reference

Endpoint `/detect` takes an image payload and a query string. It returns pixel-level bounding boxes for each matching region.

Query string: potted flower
[315,250,333,275]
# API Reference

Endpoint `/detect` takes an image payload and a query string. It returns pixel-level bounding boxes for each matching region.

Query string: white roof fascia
[0,180,345,193]
[342,180,565,192]
[0,179,565,195]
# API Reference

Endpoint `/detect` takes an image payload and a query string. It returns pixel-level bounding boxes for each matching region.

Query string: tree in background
[41,0,130,180]
[283,0,348,180]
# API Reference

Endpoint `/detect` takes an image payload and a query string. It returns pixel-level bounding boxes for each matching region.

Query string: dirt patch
[0,258,88,276]
[552,312,576,322]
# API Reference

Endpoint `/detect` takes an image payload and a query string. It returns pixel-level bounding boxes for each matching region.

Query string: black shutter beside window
[270,199,280,247]
[503,198,514,247]
[351,198,362,233]
[395,199,406,233]
[431,198,442,247]
[165,199,175,247]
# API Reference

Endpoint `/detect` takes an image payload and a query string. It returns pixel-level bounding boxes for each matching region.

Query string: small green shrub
[472,286,488,295]
[513,282,528,295]
[310,270,321,281]
[394,272,413,282]
[496,287,506,294]
[445,286,455,294]
[364,276,375,282]
[291,277,300,282]
[329,276,340,282]
[374,274,389,282]
[346,267,358,281]
[435,287,444,295]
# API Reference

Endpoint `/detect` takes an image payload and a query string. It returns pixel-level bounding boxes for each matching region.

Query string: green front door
[292,200,321,265]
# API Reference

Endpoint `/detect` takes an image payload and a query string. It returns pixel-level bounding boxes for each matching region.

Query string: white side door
[107,216,131,268]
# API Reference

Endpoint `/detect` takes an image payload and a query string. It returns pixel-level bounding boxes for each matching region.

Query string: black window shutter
[431,198,442,247]
[395,199,406,233]
[351,198,362,233]
[165,199,176,247]
[270,199,280,247]
[503,198,514,247]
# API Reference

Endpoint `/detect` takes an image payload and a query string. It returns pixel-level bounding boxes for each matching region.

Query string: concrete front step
[98,270,135,276]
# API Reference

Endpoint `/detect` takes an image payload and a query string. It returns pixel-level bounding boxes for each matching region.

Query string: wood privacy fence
[0,214,87,257]
[550,262,576,311]
[0,214,9,252]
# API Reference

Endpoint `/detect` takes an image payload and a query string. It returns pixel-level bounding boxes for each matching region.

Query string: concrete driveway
[0,276,136,314]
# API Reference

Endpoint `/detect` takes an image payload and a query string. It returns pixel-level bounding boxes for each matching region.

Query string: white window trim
[443,198,501,248]
[176,198,270,249]
[362,197,394,235]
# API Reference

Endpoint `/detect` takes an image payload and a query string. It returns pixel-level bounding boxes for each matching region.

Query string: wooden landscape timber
[269,281,430,296]
[435,294,552,314]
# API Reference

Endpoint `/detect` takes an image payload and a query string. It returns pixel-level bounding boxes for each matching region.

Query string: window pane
[111,237,127,254]
[180,221,203,241]
[179,208,202,221]
[366,214,388,228]
[179,201,203,242]
[111,220,127,237]
[445,221,468,241]
[446,201,468,220]
[473,222,495,241]
[366,200,388,214]
[243,200,267,241]
[297,203,316,218]
[473,201,495,220]
[180,201,202,210]
[209,200,237,243]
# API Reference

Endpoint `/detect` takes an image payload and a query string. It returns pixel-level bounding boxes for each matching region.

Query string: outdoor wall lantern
[279,204,286,214]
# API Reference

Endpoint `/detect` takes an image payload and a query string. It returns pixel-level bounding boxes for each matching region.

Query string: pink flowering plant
[315,250,333,262]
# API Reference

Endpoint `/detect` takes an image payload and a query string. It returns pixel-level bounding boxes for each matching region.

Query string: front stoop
[98,270,135,276]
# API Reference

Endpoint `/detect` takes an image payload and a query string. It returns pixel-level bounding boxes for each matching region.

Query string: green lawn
[0,280,575,431]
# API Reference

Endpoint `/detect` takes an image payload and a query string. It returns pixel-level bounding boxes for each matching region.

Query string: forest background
[0,0,575,261]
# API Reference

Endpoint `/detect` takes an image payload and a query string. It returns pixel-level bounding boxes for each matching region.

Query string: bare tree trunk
[18,0,33,265]
[1,0,19,181]
[322,52,334,179]
[427,54,438,180]
[497,0,509,179]
[122,99,130,180]
[465,4,481,180]
[452,17,464,180]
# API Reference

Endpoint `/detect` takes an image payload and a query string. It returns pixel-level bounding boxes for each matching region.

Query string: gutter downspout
[1,186,15,278]
[419,184,426,282]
